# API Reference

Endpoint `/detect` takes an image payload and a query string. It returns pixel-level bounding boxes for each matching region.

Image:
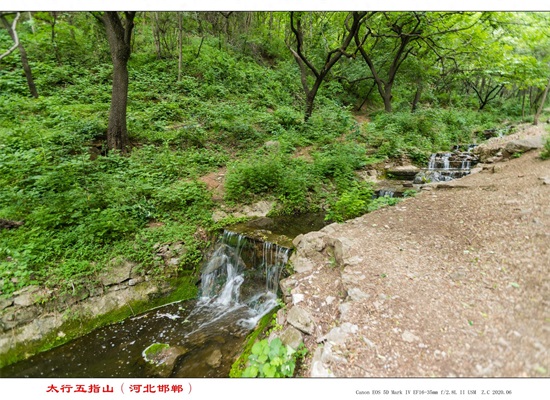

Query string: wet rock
[287,306,315,335]
[142,343,188,377]
[202,255,226,275]
[205,348,223,368]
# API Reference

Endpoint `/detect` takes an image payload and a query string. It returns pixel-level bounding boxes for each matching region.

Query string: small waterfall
[428,153,436,170]
[442,153,451,170]
[377,189,395,198]
[414,147,479,184]
[198,230,291,329]
[0,229,294,378]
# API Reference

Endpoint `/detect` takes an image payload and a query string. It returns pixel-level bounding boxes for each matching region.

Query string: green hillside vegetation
[1,11,549,301]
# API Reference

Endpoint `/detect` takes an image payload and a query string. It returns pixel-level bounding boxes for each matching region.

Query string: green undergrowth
[358,108,516,164]
[229,308,277,378]
[541,131,550,160]
[0,31,520,301]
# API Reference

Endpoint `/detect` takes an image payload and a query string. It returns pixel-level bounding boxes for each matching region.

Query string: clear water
[0,231,291,378]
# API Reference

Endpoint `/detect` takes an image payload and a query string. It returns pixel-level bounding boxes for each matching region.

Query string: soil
[287,124,549,377]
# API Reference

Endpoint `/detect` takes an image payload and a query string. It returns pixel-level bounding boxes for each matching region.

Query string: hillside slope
[281,125,549,377]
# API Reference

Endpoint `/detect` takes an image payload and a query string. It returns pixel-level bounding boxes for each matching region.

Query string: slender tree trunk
[0,12,39,98]
[27,12,35,34]
[305,81,322,121]
[101,11,136,153]
[411,80,422,113]
[178,12,183,81]
[522,90,526,120]
[382,87,393,113]
[153,12,161,59]
[50,12,61,64]
[534,76,550,126]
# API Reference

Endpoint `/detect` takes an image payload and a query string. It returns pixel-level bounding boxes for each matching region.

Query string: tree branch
[0,12,20,61]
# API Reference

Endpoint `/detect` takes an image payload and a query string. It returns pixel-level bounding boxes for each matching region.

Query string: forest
[1,11,549,339]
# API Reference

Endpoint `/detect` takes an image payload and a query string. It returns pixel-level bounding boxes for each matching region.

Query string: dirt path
[282,126,549,377]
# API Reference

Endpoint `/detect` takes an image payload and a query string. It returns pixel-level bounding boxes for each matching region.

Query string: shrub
[325,182,374,223]
[541,135,550,160]
[241,338,297,378]
[225,154,285,201]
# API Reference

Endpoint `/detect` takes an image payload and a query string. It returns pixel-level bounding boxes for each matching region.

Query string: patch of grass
[540,134,550,160]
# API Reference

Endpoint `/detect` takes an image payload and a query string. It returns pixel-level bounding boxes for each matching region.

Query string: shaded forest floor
[288,125,549,377]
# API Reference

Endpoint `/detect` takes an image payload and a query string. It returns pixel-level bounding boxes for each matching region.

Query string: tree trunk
[101,11,136,153]
[0,13,39,98]
[153,12,162,59]
[107,59,129,151]
[382,88,393,113]
[411,80,422,113]
[522,89,526,120]
[50,12,61,64]
[178,12,183,81]
[534,76,550,126]
[304,82,321,122]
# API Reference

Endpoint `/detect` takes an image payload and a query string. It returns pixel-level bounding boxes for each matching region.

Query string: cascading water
[414,147,479,184]
[0,230,291,378]
[194,230,290,330]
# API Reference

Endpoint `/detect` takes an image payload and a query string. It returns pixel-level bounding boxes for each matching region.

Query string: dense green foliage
[240,338,300,378]
[1,11,549,301]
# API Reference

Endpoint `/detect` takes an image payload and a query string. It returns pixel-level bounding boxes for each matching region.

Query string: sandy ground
[286,125,549,377]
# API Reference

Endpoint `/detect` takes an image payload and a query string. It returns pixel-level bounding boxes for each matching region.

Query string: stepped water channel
[374,146,480,198]
[413,145,478,184]
[0,229,302,378]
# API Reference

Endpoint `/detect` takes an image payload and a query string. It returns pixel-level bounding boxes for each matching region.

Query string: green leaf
[242,366,259,378]
[251,340,265,355]
[262,363,277,378]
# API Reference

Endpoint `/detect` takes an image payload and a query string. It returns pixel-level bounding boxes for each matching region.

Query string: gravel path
[283,125,549,377]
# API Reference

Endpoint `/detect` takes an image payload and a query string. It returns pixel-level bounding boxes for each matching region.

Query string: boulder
[240,200,275,218]
[503,138,544,158]
[205,348,223,368]
[386,165,420,180]
[99,257,136,286]
[278,326,303,350]
[287,306,315,335]
[142,342,188,377]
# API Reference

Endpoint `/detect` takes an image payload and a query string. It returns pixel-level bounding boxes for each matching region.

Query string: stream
[0,146,477,378]
[0,213,327,378]
[0,228,306,378]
